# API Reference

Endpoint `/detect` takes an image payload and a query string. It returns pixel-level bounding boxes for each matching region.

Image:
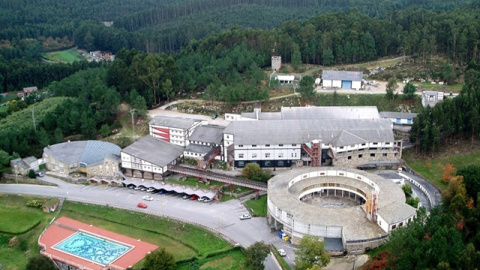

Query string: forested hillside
[0,0,475,54]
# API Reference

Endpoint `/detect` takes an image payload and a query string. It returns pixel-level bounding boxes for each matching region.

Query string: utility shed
[322,70,363,90]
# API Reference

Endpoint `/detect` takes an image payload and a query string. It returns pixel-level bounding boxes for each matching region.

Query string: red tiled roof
[39,216,158,270]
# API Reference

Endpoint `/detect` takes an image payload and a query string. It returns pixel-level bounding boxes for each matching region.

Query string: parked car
[158,190,167,194]
[36,172,44,177]
[239,214,252,220]
[127,185,135,189]
[278,249,287,257]
[137,203,148,208]
[146,187,155,193]
[190,195,199,200]
[203,198,212,203]
[134,186,142,190]
[140,187,147,191]
[142,196,154,201]
[182,194,191,200]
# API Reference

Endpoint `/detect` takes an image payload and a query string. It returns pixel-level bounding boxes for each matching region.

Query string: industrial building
[43,141,121,179]
[267,167,416,253]
[322,70,363,90]
[223,107,401,169]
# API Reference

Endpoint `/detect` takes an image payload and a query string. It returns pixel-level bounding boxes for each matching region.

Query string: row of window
[338,142,391,150]
[238,152,298,159]
[347,153,389,159]
[238,144,297,148]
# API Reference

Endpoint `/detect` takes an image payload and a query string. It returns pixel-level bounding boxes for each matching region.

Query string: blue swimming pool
[53,232,132,265]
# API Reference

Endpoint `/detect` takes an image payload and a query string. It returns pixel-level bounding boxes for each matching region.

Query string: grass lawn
[245,195,267,217]
[415,82,463,92]
[314,93,422,112]
[61,201,234,265]
[43,49,84,63]
[402,142,480,192]
[0,194,56,270]
[177,249,246,270]
[0,208,42,234]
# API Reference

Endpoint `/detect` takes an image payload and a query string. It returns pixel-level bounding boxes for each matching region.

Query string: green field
[43,49,85,63]
[0,209,42,234]
[0,194,56,270]
[245,195,267,217]
[403,146,480,192]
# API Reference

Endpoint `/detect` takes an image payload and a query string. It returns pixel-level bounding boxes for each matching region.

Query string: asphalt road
[0,176,293,269]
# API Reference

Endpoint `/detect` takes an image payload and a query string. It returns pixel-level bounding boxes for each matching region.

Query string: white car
[278,249,287,257]
[142,196,154,201]
[239,214,252,220]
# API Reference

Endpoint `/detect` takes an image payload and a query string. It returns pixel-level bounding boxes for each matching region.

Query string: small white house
[322,70,363,90]
[275,75,295,84]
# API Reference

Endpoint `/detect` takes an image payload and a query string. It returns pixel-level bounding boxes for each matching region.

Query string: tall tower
[271,56,281,71]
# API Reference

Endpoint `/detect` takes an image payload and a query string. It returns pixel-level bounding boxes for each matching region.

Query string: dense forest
[2,5,480,94]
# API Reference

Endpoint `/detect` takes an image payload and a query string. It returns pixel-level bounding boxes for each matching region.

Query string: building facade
[121,136,184,180]
[322,70,363,90]
[149,116,203,147]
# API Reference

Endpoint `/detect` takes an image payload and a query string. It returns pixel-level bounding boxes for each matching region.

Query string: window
[370,153,375,157]
[340,146,344,149]
[266,144,270,147]
[252,145,257,147]
[279,144,283,147]
[348,156,352,160]
[373,142,378,145]
[226,135,230,139]
[392,225,397,230]
[361,143,366,146]
[239,154,244,158]
[252,153,258,158]
[292,144,297,147]
[265,153,271,158]
[239,145,244,147]
[383,153,388,157]
[278,153,284,158]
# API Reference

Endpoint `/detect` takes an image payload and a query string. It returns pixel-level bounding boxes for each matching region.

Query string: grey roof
[11,158,29,169]
[189,125,224,144]
[43,141,121,167]
[380,112,418,119]
[122,136,184,167]
[149,116,200,129]
[240,106,379,121]
[185,144,214,155]
[224,119,394,146]
[322,70,363,81]
[22,156,37,165]
[241,112,282,120]
[281,106,379,120]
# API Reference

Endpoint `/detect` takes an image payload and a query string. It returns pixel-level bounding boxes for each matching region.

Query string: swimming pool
[53,232,133,265]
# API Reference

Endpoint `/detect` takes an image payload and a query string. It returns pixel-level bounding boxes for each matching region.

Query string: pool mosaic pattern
[53,232,132,265]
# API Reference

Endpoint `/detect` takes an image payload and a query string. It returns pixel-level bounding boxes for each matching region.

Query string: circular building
[267,167,416,254]
[43,140,121,179]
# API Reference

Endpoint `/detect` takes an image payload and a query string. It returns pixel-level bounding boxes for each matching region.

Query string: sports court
[39,217,158,270]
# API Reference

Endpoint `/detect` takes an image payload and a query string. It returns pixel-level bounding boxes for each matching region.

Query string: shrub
[28,169,36,178]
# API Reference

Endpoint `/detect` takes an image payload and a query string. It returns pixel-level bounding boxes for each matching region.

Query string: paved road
[0,176,292,269]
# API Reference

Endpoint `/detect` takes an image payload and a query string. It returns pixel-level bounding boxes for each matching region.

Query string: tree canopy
[143,248,176,270]
[294,235,330,270]
[244,241,271,270]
